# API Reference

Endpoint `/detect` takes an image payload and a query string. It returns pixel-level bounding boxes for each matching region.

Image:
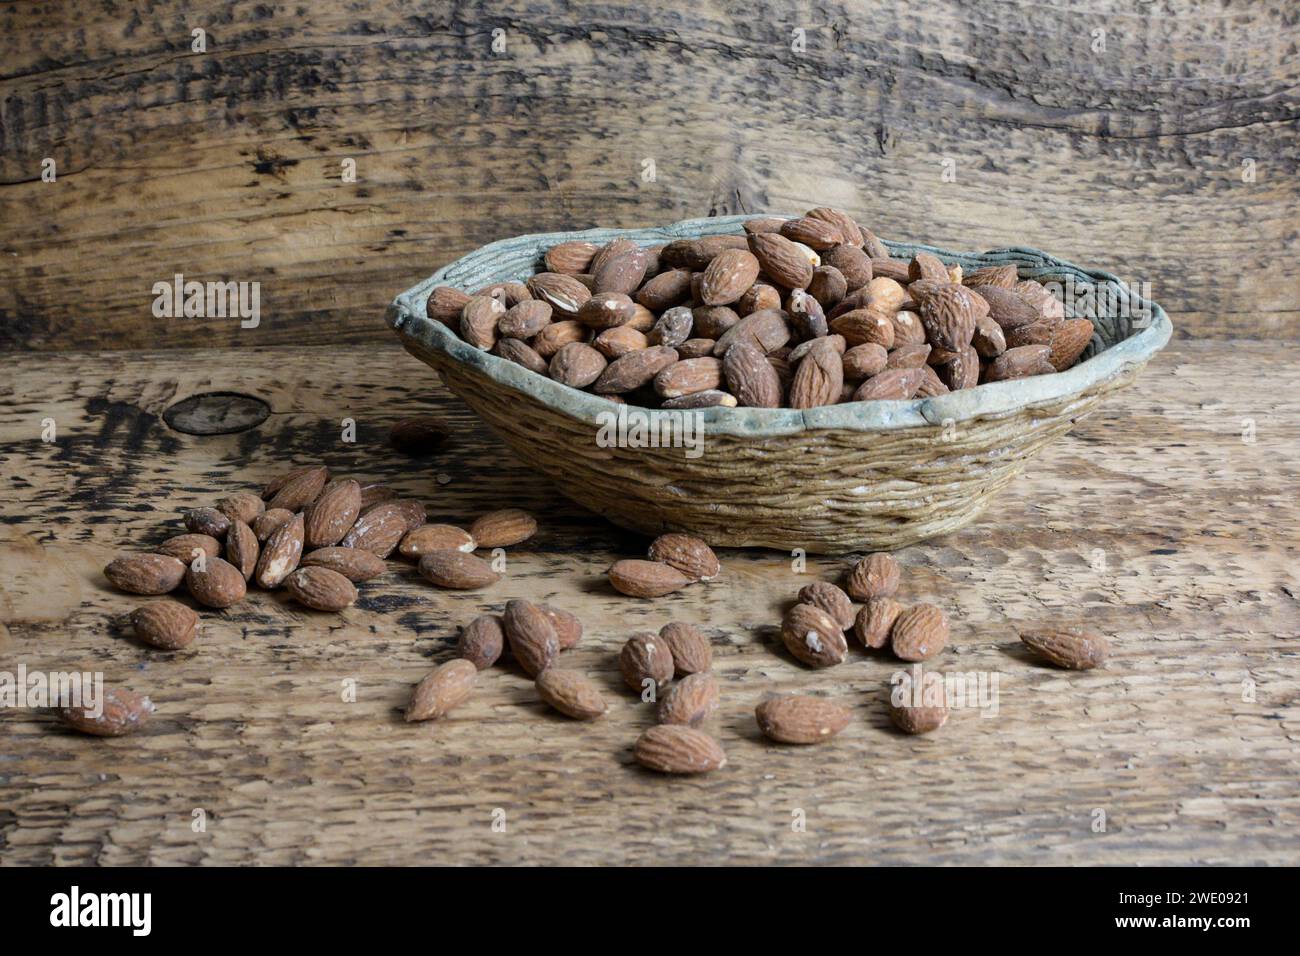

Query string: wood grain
[1,340,1297,865]
[1,1,1296,352]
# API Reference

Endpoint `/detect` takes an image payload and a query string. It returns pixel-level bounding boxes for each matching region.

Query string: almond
[806,207,864,247]
[299,546,387,582]
[972,313,1008,358]
[460,295,504,350]
[284,566,357,611]
[608,559,691,598]
[658,622,712,676]
[593,325,649,359]
[186,555,247,608]
[723,341,783,408]
[418,550,500,589]
[1020,625,1110,669]
[576,291,637,330]
[755,695,852,744]
[183,507,230,539]
[974,285,1040,330]
[963,264,1018,289]
[526,272,591,315]
[845,553,900,601]
[636,268,693,312]
[829,308,895,349]
[531,320,587,358]
[654,357,723,399]
[779,216,841,251]
[661,389,738,409]
[130,600,199,651]
[797,581,855,630]
[647,533,720,582]
[104,553,186,595]
[592,247,649,296]
[633,725,726,774]
[215,492,264,525]
[780,603,848,668]
[254,513,304,588]
[713,308,791,356]
[536,669,608,720]
[303,479,362,550]
[918,284,979,351]
[656,672,719,726]
[389,416,450,455]
[889,698,950,735]
[700,248,761,305]
[252,508,294,542]
[855,597,905,649]
[225,518,259,581]
[841,343,889,380]
[592,345,678,394]
[545,240,599,275]
[549,342,608,388]
[405,659,477,722]
[891,604,949,661]
[341,501,409,557]
[985,344,1054,382]
[909,252,950,283]
[503,599,559,677]
[789,337,844,409]
[458,614,505,669]
[427,285,471,325]
[358,483,395,509]
[59,687,155,737]
[620,632,674,693]
[155,533,221,564]
[399,523,476,558]
[748,233,814,289]
[646,305,694,347]
[262,464,326,500]
[266,465,328,512]
[469,509,537,548]
[852,367,925,401]
[541,604,584,649]
[1048,318,1095,371]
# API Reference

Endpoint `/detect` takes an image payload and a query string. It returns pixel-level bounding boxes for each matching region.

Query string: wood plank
[1,1,1297,351]
[1,340,1296,864]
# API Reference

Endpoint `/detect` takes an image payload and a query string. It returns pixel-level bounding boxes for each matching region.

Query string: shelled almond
[427,204,1096,409]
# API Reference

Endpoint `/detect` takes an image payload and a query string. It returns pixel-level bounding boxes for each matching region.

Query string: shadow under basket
[388,215,1172,554]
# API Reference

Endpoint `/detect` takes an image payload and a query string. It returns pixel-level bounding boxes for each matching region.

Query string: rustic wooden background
[1,0,1297,351]
[1,341,1297,865]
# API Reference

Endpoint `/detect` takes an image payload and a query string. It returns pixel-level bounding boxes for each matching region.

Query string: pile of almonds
[426,205,1096,409]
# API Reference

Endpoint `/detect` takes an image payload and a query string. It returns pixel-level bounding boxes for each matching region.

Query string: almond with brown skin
[742,216,787,235]
[962,264,1018,289]
[829,308,895,349]
[284,566,357,611]
[399,523,475,558]
[254,513,304,588]
[503,599,559,677]
[1004,319,1059,349]
[797,581,855,630]
[855,597,905,649]
[252,508,294,543]
[735,284,781,317]
[497,299,553,339]
[549,342,608,388]
[495,337,549,373]
[531,320,587,359]
[370,497,422,529]
[852,368,926,402]
[892,309,928,347]
[646,306,694,348]
[937,345,981,391]
[540,604,583,649]
[592,247,649,296]
[841,343,889,380]
[405,659,477,722]
[891,604,949,661]
[789,337,844,409]
[130,600,199,650]
[460,295,504,350]
[545,240,599,275]
[780,216,841,251]
[974,285,1040,330]
[186,555,247,608]
[299,546,387,582]
[389,416,450,455]
[469,509,536,548]
[806,207,864,247]
[593,325,649,359]
[536,669,609,720]
[261,465,324,500]
[890,698,950,735]
[1020,625,1110,669]
[748,232,814,289]
[756,695,852,744]
[476,280,530,306]
[909,252,950,283]
[341,501,410,557]
[592,345,678,394]
[916,364,950,398]
[870,258,912,283]
[526,272,591,315]
[633,725,726,774]
[700,248,761,305]
[713,308,791,356]
[723,341,783,408]
[225,519,259,581]
[576,291,637,330]
[620,632,674,694]
[985,344,1055,382]
[808,265,849,306]
[658,622,712,676]
[266,465,328,512]
[427,285,472,325]
[608,559,690,598]
[104,553,186,595]
[656,672,719,726]
[972,313,1008,358]
[60,687,156,737]
[661,389,738,409]
[418,550,500,589]
[780,603,848,668]
[155,533,221,564]
[303,479,362,550]
[918,284,979,351]
[216,492,264,525]
[635,268,693,312]
[183,507,230,539]
[886,343,932,369]
[654,357,723,399]
[1048,318,1095,371]
[458,614,505,669]
[647,533,720,582]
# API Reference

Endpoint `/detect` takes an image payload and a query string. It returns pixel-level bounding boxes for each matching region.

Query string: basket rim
[388,214,1172,436]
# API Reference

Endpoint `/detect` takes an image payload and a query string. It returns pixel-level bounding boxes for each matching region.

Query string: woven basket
[387,215,1171,553]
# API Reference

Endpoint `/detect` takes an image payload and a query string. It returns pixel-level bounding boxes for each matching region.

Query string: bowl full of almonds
[387,208,1170,553]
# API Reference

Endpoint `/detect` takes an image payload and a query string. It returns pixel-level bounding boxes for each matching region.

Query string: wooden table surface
[1,339,1297,865]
